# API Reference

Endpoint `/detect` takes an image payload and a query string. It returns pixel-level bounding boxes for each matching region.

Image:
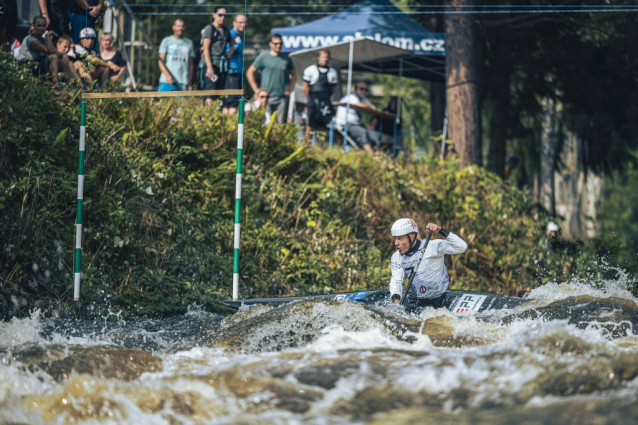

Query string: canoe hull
[222,289,527,315]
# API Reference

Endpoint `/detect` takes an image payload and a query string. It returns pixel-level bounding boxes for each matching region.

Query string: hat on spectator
[79,28,97,39]
[546,222,559,232]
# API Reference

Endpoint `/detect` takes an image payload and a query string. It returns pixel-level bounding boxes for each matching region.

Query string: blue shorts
[158,82,187,92]
[69,12,96,44]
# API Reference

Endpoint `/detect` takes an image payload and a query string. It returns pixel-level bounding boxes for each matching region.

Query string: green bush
[0,53,612,319]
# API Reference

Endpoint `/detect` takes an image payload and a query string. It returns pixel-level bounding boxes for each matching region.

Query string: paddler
[390,218,468,309]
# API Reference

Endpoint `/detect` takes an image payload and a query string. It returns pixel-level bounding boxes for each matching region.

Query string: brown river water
[1,273,638,424]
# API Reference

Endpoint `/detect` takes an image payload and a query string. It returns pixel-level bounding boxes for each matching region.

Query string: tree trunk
[445,0,482,167]
[540,95,559,216]
[486,30,511,178]
[430,82,446,132]
[427,14,446,133]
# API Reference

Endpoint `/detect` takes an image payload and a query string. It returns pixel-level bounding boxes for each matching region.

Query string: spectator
[335,81,379,153]
[38,0,73,37]
[50,34,79,84]
[16,16,55,77]
[222,13,245,114]
[370,96,402,151]
[302,48,337,146]
[504,152,520,179]
[246,33,295,124]
[68,0,103,44]
[158,19,194,92]
[201,6,233,106]
[98,32,126,82]
[1,0,19,52]
[245,88,271,125]
[68,27,111,87]
[543,221,559,253]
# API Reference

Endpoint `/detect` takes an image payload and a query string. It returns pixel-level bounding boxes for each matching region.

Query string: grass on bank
[0,54,628,319]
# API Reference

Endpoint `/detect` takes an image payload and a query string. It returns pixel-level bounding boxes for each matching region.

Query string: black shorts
[201,66,227,100]
[222,73,242,108]
[48,5,74,36]
[307,96,334,129]
[0,0,17,35]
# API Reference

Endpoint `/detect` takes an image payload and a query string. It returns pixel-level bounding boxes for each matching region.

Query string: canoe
[222,289,527,315]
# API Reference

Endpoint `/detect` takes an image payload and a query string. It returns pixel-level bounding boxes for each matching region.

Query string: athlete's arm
[389,254,404,304]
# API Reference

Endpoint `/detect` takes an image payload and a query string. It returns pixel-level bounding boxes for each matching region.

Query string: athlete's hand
[425,223,441,234]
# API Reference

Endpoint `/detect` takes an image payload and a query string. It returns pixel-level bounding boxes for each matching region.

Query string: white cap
[547,221,559,232]
[79,27,97,39]
[391,218,418,237]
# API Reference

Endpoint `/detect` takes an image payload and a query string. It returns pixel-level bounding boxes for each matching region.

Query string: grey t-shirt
[17,35,47,62]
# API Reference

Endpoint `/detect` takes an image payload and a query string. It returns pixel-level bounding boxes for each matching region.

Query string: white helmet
[547,221,559,232]
[391,218,418,237]
[79,27,97,39]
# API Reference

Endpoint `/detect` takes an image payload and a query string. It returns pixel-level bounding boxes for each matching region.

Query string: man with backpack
[201,6,234,106]
[302,49,337,146]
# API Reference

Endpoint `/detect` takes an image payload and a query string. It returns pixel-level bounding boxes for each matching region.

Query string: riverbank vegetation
[0,55,632,319]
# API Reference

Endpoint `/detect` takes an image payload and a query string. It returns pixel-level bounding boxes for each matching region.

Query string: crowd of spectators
[4,5,396,150]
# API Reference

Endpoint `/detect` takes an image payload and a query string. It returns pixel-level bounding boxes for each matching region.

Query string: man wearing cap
[389,218,468,309]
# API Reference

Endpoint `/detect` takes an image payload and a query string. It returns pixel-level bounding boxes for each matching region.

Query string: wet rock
[7,343,163,381]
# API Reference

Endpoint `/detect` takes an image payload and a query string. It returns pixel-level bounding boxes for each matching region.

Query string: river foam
[1,278,638,424]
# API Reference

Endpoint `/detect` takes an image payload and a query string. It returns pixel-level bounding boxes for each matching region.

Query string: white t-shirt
[389,233,468,299]
[335,93,371,126]
[302,64,338,86]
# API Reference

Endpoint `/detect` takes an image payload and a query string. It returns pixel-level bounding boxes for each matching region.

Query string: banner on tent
[282,31,445,54]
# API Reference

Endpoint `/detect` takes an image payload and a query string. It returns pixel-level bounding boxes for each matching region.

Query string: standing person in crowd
[158,19,195,92]
[302,48,337,146]
[246,33,295,124]
[68,0,103,44]
[201,6,234,106]
[68,27,112,87]
[335,81,379,153]
[0,0,18,52]
[221,13,245,114]
[99,32,126,83]
[38,0,72,37]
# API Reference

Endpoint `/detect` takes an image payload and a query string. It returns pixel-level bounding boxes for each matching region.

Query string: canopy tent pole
[440,108,448,160]
[343,39,354,153]
[393,57,403,157]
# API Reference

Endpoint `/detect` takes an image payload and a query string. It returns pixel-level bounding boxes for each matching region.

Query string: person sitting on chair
[335,81,380,153]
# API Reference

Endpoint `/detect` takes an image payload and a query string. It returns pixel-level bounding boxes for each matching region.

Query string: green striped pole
[232,99,245,301]
[74,100,86,305]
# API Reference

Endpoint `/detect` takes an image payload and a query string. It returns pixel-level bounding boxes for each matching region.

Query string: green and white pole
[74,100,86,306]
[232,99,245,301]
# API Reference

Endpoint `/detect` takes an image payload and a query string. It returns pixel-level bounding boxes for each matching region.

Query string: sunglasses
[271,42,282,46]
[357,87,368,92]
[217,13,227,17]
[259,95,269,99]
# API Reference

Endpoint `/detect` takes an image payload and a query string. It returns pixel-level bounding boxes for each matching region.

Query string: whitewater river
[2,276,638,424]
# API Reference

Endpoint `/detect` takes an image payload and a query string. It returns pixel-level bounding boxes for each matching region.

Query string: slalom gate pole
[232,99,245,301]
[74,100,87,315]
